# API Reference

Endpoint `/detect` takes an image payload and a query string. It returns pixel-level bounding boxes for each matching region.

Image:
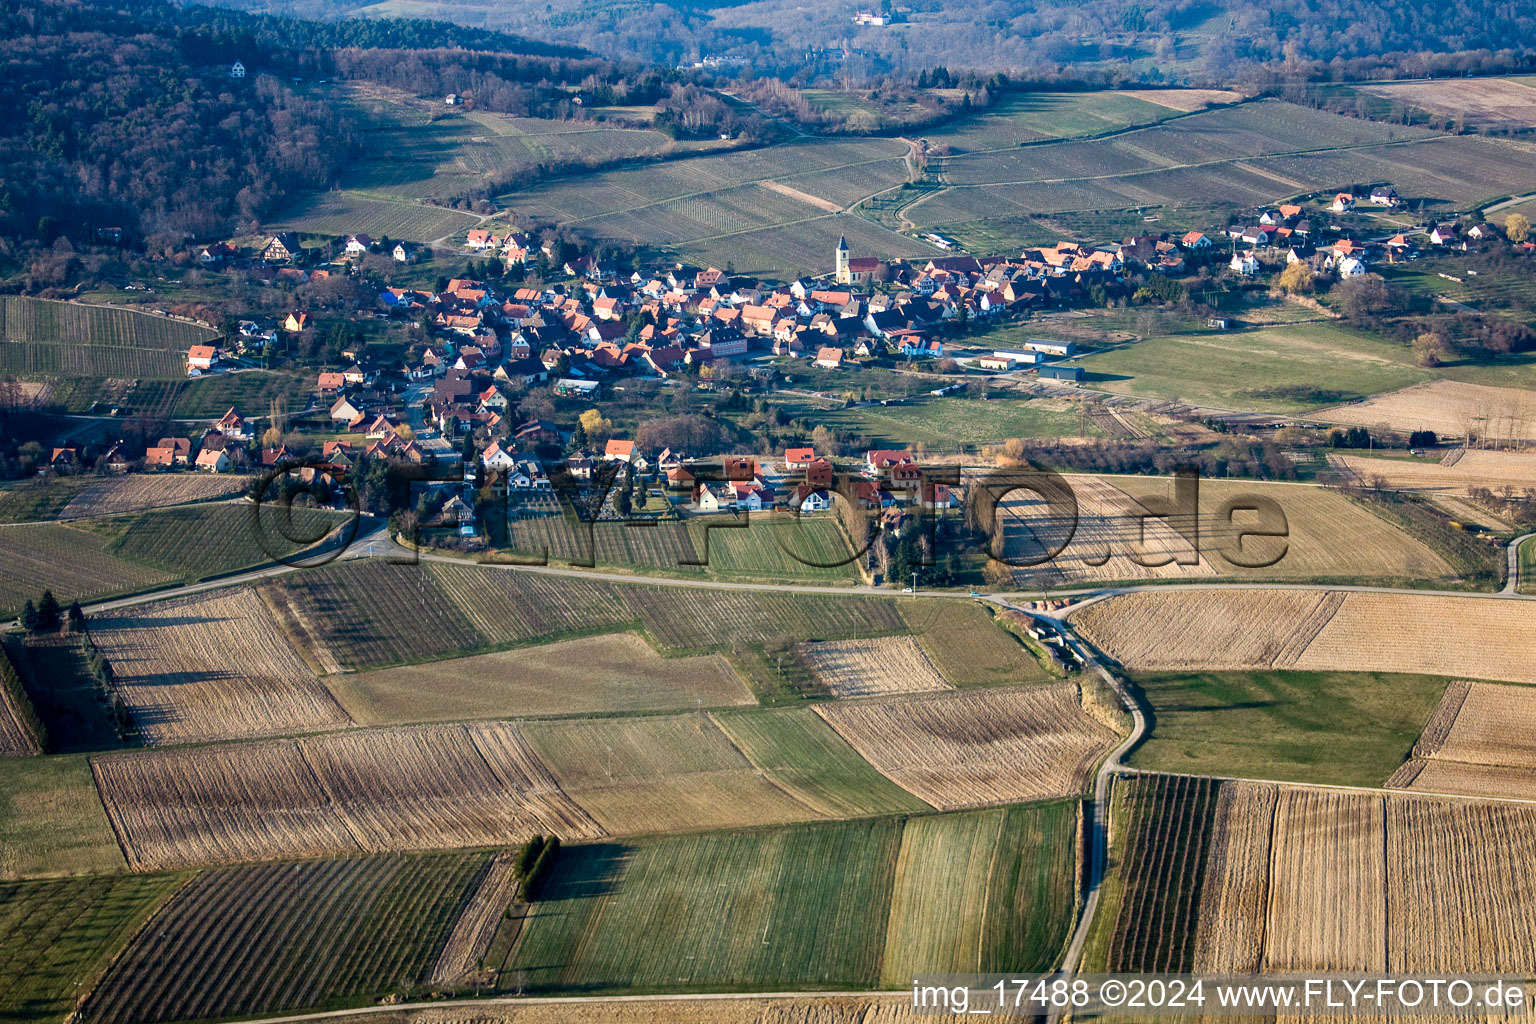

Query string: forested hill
[191,0,1536,80]
[0,0,608,246]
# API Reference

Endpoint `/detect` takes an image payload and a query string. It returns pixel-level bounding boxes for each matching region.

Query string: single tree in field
[1506,213,1531,244]
[1412,331,1450,367]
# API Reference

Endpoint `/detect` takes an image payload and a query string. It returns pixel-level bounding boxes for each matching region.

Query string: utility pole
[911,570,918,594]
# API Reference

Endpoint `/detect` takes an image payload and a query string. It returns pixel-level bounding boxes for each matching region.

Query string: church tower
[834,235,851,285]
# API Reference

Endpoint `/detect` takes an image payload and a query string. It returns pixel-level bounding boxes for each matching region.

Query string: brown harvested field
[796,636,951,698]
[812,685,1118,809]
[1331,449,1536,496]
[1119,88,1245,111]
[1319,379,1536,442]
[1294,592,1536,682]
[519,711,820,835]
[1387,680,1536,798]
[1191,781,1536,973]
[1361,77,1536,129]
[430,851,521,986]
[323,632,754,727]
[1068,589,1340,671]
[91,723,602,870]
[1070,588,1536,682]
[314,995,922,1024]
[1192,782,1277,973]
[1263,788,1388,971]
[88,588,351,746]
[59,475,246,518]
[299,725,602,851]
[91,741,361,871]
[1002,475,1448,586]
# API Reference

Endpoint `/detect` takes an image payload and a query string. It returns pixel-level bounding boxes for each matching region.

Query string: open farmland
[1058,323,1429,414]
[267,561,908,670]
[1070,589,1536,683]
[878,802,1079,984]
[519,711,818,834]
[1123,669,1449,786]
[508,817,901,993]
[503,514,859,584]
[1097,774,1219,972]
[709,706,931,817]
[0,523,176,617]
[256,997,926,1024]
[429,852,521,987]
[900,601,1054,687]
[813,685,1119,809]
[0,297,213,381]
[91,741,364,870]
[87,588,350,746]
[501,137,930,277]
[1388,680,1536,798]
[1332,449,1536,496]
[796,636,950,697]
[1319,379,1536,442]
[82,852,488,1024]
[1360,76,1536,130]
[325,632,754,727]
[273,191,481,242]
[58,474,246,519]
[0,873,179,1024]
[0,754,126,879]
[91,723,600,870]
[507,805,1078,995]
[0,296,212,348]
[1186,782,1536,973]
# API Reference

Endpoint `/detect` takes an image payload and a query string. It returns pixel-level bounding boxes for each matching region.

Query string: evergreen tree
[20,600,38,633]
[37,590,62,632]
[67,600,85,631]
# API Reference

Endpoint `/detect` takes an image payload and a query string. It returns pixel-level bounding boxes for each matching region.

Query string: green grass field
[1124,669,1452,786]
[710,706,931,817]
[500,515,860,584]
[1520,536,1536,595]
[0,478,96,524]
[1065,322,1430,412]
[505,805,1078,994]
[0,873,180,1023]
[903,601,1056,687]
[507,817,902,993]
[879,802,1079,983]
[769,394,1104,448]
[0,754,126,880]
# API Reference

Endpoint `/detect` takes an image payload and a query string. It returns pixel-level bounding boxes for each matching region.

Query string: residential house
[865,449,914,479]
[214,407,249,439]
[195,448,231,472]
[783,447,816,469]
[814,347,844,369]
[283,311,308,333]
[186,345,218,373]
[262,233,303,262]
[481,442,517,472]
[604,439,635,463]
[1230,252,1259,276]
[1370,187,1400,207]
[393,242,419,263]
[1331,193,1356,213]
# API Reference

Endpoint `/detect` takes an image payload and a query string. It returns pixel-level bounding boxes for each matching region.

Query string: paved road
[1507,532,1536,594]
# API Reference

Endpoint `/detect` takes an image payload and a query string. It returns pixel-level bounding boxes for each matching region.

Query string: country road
[1505,532,1535,593]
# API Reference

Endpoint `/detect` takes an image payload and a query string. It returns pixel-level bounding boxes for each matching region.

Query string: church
[833,236,885,286]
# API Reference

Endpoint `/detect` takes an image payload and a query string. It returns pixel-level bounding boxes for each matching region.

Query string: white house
[195,448,230,473]
[344,234,372,256]
[481,442,517,472]
[1337,256,1367,278]
[1230,252,1259,276]
[229,61,246,79]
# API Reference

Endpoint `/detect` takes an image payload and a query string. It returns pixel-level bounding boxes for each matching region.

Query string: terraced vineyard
[82,852,489,1024]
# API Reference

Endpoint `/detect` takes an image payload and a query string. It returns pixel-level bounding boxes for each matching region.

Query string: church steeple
[834,236,851,284]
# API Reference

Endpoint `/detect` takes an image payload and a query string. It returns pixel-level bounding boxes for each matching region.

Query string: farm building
[1021,339,1076,358]
[1038,365,1084,383]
